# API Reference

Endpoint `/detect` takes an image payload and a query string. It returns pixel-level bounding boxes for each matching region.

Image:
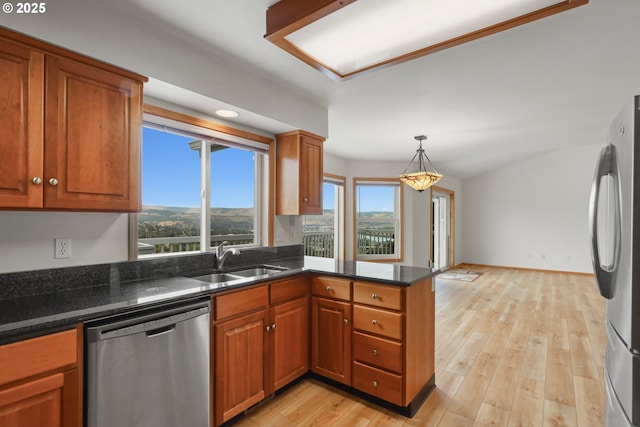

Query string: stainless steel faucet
[216,241,240,270]
[216,241,229,258]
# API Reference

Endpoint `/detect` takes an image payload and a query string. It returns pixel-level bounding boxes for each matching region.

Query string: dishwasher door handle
[146,325,176,338]
[86,301,210,342]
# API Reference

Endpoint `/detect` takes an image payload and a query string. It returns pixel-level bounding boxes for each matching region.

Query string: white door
[432,193,450,270]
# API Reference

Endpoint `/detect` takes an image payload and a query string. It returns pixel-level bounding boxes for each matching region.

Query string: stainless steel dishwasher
[85,299,210,427]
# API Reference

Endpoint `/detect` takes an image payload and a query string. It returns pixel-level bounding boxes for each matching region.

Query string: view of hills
[138,206,255,238]
[139,206,395,238]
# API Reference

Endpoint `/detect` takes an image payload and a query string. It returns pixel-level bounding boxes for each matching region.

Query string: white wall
[0,212,129,273]
[461,143,602,273]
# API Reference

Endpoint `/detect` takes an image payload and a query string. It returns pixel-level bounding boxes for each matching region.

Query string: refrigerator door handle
[589,144,621,299]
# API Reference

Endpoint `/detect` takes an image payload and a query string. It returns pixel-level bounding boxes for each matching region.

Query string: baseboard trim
[452,263,595,277]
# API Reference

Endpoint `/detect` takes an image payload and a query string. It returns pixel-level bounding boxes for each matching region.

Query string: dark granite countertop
[0,251,437,344]
[301,257,438,284]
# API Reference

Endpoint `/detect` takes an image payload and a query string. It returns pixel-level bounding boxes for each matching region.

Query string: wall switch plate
[55,238,71,259]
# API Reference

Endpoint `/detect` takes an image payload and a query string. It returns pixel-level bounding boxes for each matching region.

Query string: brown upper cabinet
[0,29,146,212]
[276,130,324,215]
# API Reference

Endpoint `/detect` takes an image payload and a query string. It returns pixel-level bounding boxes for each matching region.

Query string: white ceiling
[91,0,640,178]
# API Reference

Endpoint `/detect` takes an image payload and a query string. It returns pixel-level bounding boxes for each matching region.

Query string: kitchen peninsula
[0,248,437,426]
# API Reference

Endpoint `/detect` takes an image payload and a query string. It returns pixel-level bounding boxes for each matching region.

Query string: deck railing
[303,231,334,257]
[356,229,395,255]
[138,234,254,254]
[138,230,395,257]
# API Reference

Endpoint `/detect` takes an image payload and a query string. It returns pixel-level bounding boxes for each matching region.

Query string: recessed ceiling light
[215,109,239,118]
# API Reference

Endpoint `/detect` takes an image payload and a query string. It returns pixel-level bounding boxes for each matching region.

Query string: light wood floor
[232,266,606,427]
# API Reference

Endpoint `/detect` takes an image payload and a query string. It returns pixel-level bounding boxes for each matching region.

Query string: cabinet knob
[372,293,377,300]
[272,323,276,330]
[372,381,378,388]
[372,349,378,356]
[32,177,42,185]
[343,318,348,324]
[48,178,59,186]
[303,197,308,202]
[326,286,332,292]
[265,325,271,332]
[371,319,377,325]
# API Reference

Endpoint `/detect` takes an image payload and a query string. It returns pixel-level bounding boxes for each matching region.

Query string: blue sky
[143,126,392,211]
[142,127,255,208]
[356,185,394,212]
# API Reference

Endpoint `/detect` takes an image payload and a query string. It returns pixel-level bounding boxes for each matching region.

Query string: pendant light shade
[399,135,443,192]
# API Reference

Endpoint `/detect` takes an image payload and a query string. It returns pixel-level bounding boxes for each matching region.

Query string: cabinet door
[299,135,323,215]
[270,297,309,393]
[0,373,64,427]
[215,310,268,425]
[44,55,142,211]
[311,297,351,385]
[0,38,43,208]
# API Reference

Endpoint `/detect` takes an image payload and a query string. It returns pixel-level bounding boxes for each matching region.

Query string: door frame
[324,173,346,260]
[430,186,455,269]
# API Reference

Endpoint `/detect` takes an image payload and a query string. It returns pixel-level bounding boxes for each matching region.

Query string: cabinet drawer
[311,276,351,301]
[214,286,268,320]
[353,282,402,310]
[353,332,402,374]
[0,329,77,386]
[270,277,309,305]
[353,361,403,406]
[353,305,403,340]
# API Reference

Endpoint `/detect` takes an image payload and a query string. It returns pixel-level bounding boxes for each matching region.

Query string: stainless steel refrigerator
[590,95,640,427]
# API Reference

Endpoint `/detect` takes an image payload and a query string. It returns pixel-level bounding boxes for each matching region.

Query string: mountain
[139,206,394,238]
[302,209,394,232]
[138,206,254,238]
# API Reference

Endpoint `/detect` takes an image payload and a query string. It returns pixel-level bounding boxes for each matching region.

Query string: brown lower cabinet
[271,297,309,392]
[310,296,352,385]
[0,327,82,427]
[213,277,310,426]
[310,275,435,411]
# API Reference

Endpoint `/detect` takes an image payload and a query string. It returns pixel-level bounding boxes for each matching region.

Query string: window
[136,113,269,257]
[303,175,345,259]
[353,178,403,261]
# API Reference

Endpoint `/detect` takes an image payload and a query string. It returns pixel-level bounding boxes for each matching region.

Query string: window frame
[352,177,404,262]
[302,173,346,259]
[129,104,275,260]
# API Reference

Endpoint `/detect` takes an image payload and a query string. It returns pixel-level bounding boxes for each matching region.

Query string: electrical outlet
[55,238,71,259]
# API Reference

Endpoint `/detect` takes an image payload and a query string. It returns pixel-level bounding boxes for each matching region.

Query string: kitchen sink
[192,272,244,284]
[230,266,289,277]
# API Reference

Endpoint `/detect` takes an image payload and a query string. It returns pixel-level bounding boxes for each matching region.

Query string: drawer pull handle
[371,319,377,325]
[343,318,349,324]
[372,293,377,299]
[326,286,332,292]
[372,349,378,356]
[372,381,378,388]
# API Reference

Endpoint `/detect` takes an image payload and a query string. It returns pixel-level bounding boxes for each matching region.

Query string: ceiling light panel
[267,0,587,80]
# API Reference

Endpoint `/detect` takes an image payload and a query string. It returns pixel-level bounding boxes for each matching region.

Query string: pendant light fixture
[398,135,443,192]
